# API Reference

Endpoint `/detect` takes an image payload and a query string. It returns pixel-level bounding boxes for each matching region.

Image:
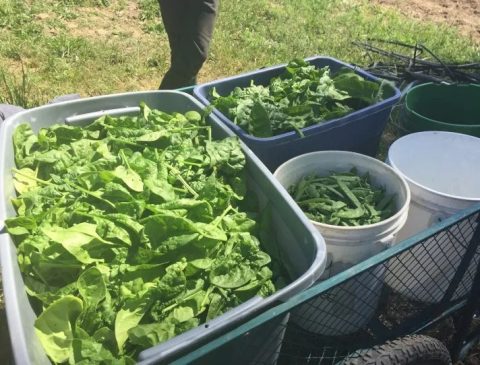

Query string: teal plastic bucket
[402,83,480,137]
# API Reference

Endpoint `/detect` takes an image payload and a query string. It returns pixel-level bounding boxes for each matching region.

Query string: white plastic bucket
[274,151,410,335]
[385,131,480,303]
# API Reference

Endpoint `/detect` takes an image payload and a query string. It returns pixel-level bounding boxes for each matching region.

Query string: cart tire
[340,335,451,365]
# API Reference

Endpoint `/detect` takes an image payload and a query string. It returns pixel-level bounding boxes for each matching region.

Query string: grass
[0,0,478,107]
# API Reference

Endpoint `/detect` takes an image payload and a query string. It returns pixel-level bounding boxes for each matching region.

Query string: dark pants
[158,0,219,90]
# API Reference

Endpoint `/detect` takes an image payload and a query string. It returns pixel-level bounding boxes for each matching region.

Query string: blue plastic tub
[193,56,402,171]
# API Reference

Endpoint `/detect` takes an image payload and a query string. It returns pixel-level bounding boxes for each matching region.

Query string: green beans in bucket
[288,169,396,226]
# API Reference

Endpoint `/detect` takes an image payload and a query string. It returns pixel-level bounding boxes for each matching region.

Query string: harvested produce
[288,169,396,226]
[211,59,391,138]
[6,104,276,363]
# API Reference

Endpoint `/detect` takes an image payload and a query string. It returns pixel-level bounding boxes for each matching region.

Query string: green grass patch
[0,0,478,107]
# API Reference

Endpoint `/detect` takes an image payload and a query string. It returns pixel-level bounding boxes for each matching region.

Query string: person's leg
[158,0,187,89]
[159,0,219,90]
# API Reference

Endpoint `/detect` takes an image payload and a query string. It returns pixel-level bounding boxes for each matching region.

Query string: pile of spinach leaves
[5,104,277,364]
[211,59,391,138]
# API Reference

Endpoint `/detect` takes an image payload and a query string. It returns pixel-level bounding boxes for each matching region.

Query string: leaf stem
[165,163,198,198]
[212,204,233,227]
[64,181,116,209]
[12,168,52,186]
[119,150,132,170]
[161,285,203,314]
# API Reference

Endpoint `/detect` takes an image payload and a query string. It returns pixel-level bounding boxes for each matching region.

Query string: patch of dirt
[375,0,480,43]
[63,2,144,40]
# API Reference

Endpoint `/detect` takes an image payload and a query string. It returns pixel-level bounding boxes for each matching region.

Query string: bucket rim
[274,150,411,232]
[404,82,480,129]
[388,131,480,202]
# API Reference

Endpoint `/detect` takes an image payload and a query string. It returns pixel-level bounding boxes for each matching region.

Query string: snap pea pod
[334,178,363,209]
[287,169,396,226]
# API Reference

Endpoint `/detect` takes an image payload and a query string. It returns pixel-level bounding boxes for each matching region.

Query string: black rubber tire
[340,335,452,365]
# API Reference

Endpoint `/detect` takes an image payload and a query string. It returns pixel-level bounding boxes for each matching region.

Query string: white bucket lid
[388,131,480,201]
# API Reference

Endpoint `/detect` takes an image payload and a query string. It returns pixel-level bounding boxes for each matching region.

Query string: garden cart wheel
[339,335,451,365]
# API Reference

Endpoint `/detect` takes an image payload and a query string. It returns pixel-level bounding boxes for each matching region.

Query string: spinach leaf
[210,255,255,289]
[34,296,83,363]
[77,267,107,308]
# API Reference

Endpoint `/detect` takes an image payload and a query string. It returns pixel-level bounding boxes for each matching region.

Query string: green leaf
[49,125,84,145]
[189,258,212,270]
[206,292,227,321]
[93,215,132,246]
[211,61,382,137]
[151,199,213,222]
[114,302,148,353]
[145,178,176,203]
[4,215,37,238]
[70,337,116,364]
[29,250,83,287]
[12,167,39,195]
[210,257,255,289]
[289,170,395,226]
[205,137,245,175]
[143,213,227,244]
[195,222,228,241]
[25,279,77,306]
[113,165,144,192]
[34,295,83,364]
[250,100,272,137]
[77,267,107,308]
[104,213,144,235]
[42,223,109,264]
[92,327,116,350]
[13,123,38,168]
[156,260,187,300]
[333,70,380,104]
[102,182,135,203]
[184,111,202,123]
[127,322,175,348]
[172,306,195,323]
[136,130,168,143]
[221,212,256,233]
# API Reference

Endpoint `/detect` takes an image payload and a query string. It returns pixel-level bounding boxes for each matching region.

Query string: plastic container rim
[404,82,480,129]
[274,150,411,232]
[388,131,480,202]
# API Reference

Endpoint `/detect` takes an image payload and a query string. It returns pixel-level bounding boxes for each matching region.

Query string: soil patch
[375,0,480,43]
[62,3,144,40]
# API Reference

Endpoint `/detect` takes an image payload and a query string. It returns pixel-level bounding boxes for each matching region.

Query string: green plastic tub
[402,83,480,137]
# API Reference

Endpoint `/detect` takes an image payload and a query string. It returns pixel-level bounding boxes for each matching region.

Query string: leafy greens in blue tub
[211,59,392,138]
[6,104,277,364]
